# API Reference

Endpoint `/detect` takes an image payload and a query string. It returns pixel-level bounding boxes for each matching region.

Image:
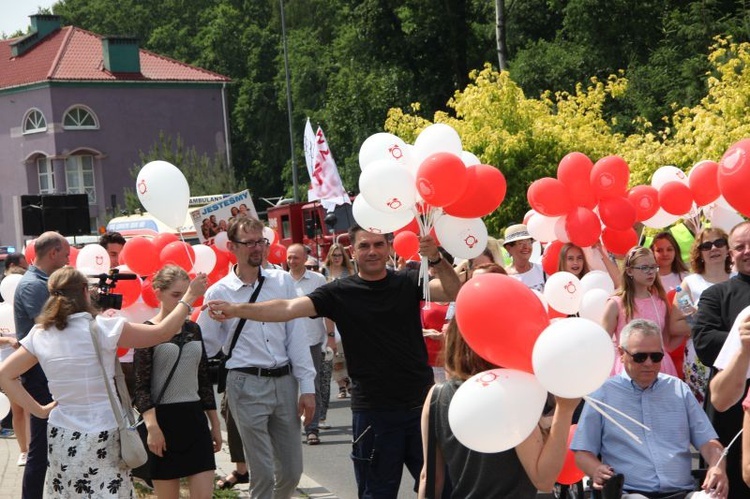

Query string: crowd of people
[3,217,750,499]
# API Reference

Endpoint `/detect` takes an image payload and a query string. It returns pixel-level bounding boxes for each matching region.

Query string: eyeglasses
[232,238,269,248]
[621,348,664,363]
[698,238,728,251]
[331,253,343,258]
[630,265,659,273]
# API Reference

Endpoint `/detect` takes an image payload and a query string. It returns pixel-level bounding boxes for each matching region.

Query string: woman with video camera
[0,266,206,498]
[133,265,221,498]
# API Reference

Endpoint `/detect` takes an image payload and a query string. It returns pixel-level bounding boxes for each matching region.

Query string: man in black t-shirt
[206,225,461,498]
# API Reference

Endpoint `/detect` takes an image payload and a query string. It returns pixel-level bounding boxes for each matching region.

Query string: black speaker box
[21,194,90,236]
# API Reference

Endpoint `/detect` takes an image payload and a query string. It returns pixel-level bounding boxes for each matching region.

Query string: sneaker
[319,420,332,430]
[0,428,15,439]
[17,452,27,466]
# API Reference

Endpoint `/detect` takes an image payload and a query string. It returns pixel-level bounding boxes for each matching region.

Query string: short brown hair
[227,216,264,242]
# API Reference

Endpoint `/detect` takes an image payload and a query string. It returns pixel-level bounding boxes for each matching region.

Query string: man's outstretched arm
[206,296,317,323]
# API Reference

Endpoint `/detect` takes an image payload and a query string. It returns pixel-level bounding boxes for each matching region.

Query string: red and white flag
[303,118,350,212]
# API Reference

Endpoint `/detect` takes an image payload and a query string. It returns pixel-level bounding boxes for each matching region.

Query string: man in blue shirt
[572,318,728,498]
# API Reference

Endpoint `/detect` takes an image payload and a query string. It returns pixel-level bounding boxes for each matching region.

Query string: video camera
[89,268,138,310]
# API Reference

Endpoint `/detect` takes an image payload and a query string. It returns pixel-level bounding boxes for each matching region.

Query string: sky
[1,0,59,37]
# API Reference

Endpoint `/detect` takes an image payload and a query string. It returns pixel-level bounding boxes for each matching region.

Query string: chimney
[102,37,141,73]
[10,14,62,57]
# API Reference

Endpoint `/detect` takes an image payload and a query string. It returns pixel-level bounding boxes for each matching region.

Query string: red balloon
[557,152,597,209]
[152,233,180,254]
[68,246,80,268]
[564,207,601,248]
[719,139,750,217]
[122,237,159,276]
[24,242,36,265]
[160,241,196,272]
[444,164,507,218]
[658,181,693,216]
[117,347,129,358]
[627,185,660,222]
[113,269,141,309]
[208,246,230,283]
[688,160,720,207]
[548,306,567,320]
[541,240,564,276]
[601,227,638,255]
[527,178,572,217]
[455,273,549,373]
[141,277,159,308]
[267,244,287,265]
[590,156,630,200]
[393,231,420,259]
[393,217,419,236]
[557,424,586,485]
[598,196,636,231]
[416,152,469,207]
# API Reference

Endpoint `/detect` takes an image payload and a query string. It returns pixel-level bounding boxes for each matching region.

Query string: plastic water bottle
[675,286,696,316]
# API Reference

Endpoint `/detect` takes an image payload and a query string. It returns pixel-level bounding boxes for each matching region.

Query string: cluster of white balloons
[355,124,491,259]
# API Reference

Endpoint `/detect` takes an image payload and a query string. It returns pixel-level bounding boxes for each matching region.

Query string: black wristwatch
[428,253,443,266]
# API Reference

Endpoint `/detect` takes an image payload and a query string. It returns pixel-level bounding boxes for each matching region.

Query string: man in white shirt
[198,217,315,499]
[286,244,329,445]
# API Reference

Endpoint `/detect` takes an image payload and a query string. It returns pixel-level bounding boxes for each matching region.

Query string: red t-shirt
[421,301,449,367]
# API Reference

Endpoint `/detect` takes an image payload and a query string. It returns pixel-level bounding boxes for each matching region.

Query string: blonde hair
[37,266,95,330]
[619,246,668,322]
[152,265,190,292]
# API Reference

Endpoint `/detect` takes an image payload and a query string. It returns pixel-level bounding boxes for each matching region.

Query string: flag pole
[280,0,298,202]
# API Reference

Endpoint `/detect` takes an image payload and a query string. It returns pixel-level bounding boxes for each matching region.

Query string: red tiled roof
[0,26,229,90]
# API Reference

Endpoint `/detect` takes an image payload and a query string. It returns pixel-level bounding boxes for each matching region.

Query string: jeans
[351,408,423,499]
[21,364,52,499]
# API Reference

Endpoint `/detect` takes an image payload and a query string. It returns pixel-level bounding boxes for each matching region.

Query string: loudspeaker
[21,194,90,236]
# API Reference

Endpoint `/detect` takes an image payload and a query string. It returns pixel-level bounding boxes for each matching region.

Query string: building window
[37,157,55,193]
[23,109,47,134]
[63,106,98,130]
[65,155,96,204]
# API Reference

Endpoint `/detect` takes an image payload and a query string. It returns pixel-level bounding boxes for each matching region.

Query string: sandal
[337,386,348,399]
[306,433,320,445]
[217,470,249,489]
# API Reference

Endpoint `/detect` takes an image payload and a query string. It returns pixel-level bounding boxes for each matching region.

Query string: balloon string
[178,230,196,269]
[583,395,649,444]
[716,429,742,468]
[584,395,650,431]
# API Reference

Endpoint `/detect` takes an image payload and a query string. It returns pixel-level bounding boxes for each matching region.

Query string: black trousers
[20,364,52,499]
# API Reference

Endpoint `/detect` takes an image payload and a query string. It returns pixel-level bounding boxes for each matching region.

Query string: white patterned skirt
[46,425,133,498]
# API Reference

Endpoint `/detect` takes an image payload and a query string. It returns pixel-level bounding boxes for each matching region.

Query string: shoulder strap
[225,268,265,362]
[425,383,443,499]
[89,319,128,430]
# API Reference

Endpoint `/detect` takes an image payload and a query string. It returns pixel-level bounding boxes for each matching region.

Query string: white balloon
[191,244,217,274]
[448,369,547,453]
[543,271,583,315]
[262,226,278,245]
[527,214,559,243]
[359,133,412,171]
[77,244,110,275]
[352,196,414,234]
[0,302,15,339]
[529,241,543,265]
[554,216,570,243]
[413,123,463,164]
[641,208,679,229]
[579,288,611,323]
[359,160,417,214]
[580,270,615,296]
[460,151,480,167]
[136,160,190,229]
[707,204,744,233]
[433,215,488,259]
[0,393,9,420]
[213,231,231,252]
[532,318,615,398]
[651,165,688,189]
[0,273,23,304]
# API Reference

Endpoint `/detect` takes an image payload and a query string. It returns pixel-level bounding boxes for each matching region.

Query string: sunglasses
[698,238,728,251]
[621,348,664,363]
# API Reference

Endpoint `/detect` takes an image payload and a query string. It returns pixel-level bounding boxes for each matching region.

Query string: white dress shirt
[198,266,316,394]
[289,269,328,347]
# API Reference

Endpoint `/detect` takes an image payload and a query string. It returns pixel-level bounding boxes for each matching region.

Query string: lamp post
[280,0,299,202]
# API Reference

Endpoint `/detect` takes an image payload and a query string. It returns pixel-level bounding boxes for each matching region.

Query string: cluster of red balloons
[417,152,507,219]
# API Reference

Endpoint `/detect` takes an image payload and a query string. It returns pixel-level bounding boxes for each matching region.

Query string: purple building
[0,14,231,248]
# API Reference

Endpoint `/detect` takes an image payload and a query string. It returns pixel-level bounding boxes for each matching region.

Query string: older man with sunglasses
[572,319,728,499]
